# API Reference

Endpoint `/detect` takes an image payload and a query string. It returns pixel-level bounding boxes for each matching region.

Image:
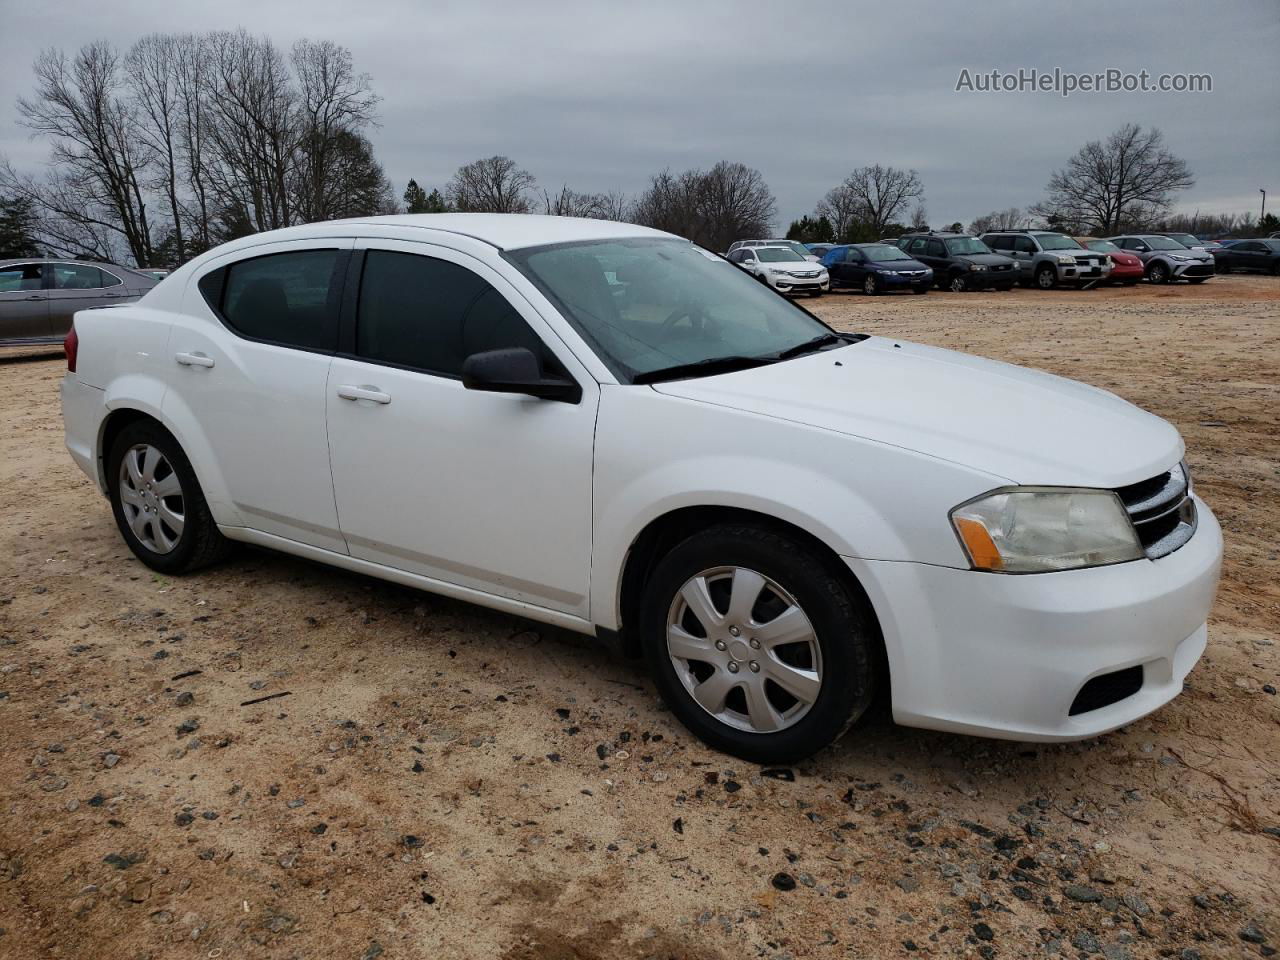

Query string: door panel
[0,263,50,341]
[326,240,598,616]
[163,240,353,551]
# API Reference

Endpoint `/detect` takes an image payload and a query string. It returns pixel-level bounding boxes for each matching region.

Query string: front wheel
[947,274,968,293]
[1035,265,1057,290]
[863,274,879,296]
[641,524,878,763]
[108,420,230,574]
[1147,261,1171,284]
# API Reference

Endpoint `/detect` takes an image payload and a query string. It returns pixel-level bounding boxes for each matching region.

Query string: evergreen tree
[423,188,448,213]
[0,194,41,258]
[403,178,428,213]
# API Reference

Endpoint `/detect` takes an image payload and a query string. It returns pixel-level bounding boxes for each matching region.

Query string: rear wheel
[863,274,879,296]
[108,420,230,574]
[641,524,878,763]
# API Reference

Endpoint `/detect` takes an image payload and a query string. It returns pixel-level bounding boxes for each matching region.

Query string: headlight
[968,264,988,272]
[950,488,1143,573]
[1169,254,1190,261]
[1056,255,1076,265]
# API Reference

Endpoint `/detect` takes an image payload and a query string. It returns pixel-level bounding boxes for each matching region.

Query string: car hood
[652,337,1182,487]
[955,253,1013,267]
[869,258,929,271]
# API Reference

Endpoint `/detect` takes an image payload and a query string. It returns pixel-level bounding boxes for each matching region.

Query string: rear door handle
[336,384,391,405]
[25,295,43,301]
[175,351,215,368]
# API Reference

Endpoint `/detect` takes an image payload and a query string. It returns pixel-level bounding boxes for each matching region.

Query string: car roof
[294,214,670,251]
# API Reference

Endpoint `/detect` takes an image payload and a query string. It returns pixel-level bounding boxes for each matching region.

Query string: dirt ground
[1,275,1277,960]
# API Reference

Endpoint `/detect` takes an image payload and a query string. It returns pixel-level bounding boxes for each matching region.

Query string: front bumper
[878,272,932,291]
[768,273,828,293]
[1170,260,1215,279]
[846,495,1222,741]
[1057,261,1112,283]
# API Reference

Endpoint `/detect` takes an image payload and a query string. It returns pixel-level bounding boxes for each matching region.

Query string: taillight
[65,326,78,373]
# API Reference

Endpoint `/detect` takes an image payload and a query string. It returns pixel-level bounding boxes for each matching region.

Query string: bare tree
[172,33,215,253]
[909,200,929,231]
[815,180,861,241]
[447,155,536,213]
[15,43,157,265]
[1032,124,1193,234]
[290,38,381,223]
[632,161,775,250]
[967,206,1026,234]
[836,164,924,237]
[126,34,185,261]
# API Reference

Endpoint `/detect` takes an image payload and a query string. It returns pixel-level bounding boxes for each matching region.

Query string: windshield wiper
[633,354,777,385]
[773,332,849,361]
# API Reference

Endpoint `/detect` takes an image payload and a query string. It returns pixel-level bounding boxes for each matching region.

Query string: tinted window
[52,263,106,290]
[844,248,864,262]
[1013,237,1036,254]
[0,263,44,292]
[357,251,546,377]
[927,239,946,257]
[209,250,341,350]
[906,238,927,254]
[985,235,1009,250]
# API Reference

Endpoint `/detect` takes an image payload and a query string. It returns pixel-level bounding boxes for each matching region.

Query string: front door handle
[25,295,43,301]
[336,384,391,405]
[175,351,215,368]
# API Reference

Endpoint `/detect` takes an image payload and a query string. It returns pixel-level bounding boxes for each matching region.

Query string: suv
[61,214,1221,763]
[897,233,1017,292]
[981,231,1112,289]
[1106,235,1215,284]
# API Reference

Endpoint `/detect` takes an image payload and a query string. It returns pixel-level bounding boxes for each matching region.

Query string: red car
[1077,238,1144,285]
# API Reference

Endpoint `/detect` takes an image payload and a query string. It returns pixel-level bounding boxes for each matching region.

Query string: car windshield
[1034,233,1082,251]
[1143,236,1184,250]
[860,244,911,261]
[507,238,843,383]
[944,237,992,255]
[1264,240,1280,252]
[1165,233,1199,245]
[1085,239,1120,253]
[757,247,805,262]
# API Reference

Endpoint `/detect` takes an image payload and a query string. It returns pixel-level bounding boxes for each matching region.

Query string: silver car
[1104,235,1215,284]
[0,258,158,345]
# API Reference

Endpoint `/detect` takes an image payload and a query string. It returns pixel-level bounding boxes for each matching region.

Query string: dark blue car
[821,243,933,295]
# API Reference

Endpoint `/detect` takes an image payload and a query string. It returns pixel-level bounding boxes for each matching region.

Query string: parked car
[61,214,1222,763]
[821,243,933,295]
[1076,238,1145,285]
[728,239,820,262]
[1157,233,1226,258]
[981,231,1112,289]
[1,258,158,345]
[727,245,828,296]
[804,243,839,260]
[141,268,173,281]
[897,233,1017,292]
[1105,235,1215,284]
[1212,238,1280,274]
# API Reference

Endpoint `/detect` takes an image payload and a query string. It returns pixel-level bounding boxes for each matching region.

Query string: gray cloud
[3,0,1277,229]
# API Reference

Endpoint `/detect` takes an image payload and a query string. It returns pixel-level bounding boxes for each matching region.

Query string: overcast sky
[2,0,1277,230]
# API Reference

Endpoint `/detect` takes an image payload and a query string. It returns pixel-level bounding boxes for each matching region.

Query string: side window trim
[196,247,351,355]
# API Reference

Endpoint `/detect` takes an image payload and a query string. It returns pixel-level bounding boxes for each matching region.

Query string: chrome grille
[1114,464,1196,559]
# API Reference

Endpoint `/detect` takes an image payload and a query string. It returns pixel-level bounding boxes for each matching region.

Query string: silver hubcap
[864,276,875,293]
[667,566,822,734]
[118,443,185,554]
[1038,270,1054,288]
[950,277,965,292]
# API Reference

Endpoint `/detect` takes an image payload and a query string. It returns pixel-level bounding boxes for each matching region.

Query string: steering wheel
[661,303,713,334]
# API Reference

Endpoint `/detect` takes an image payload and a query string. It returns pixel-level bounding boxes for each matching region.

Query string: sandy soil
[1,275,1277,960]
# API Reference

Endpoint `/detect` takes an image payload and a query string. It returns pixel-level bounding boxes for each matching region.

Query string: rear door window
[200,249,342,351]
[52,264,107,289]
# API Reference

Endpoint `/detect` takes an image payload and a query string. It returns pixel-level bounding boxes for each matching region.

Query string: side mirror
[1135,245,1149,252]
[461,347,581,403]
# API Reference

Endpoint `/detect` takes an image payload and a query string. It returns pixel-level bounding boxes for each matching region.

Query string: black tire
[947,273,968,293]
[640,523,878,764]
[863,274,879,296]
[1035,265,1057,290]
[107,420,230,574]
[1147,261,1171,284]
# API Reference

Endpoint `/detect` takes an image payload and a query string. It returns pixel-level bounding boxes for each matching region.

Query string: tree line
[1,33,1267,266]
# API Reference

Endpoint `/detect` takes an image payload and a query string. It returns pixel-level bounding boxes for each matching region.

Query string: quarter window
[356,250,548,378]
[202,249,341,351]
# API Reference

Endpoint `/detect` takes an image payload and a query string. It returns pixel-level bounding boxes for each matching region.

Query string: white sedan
[726,245,829,296]
[61,215,1221,762]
